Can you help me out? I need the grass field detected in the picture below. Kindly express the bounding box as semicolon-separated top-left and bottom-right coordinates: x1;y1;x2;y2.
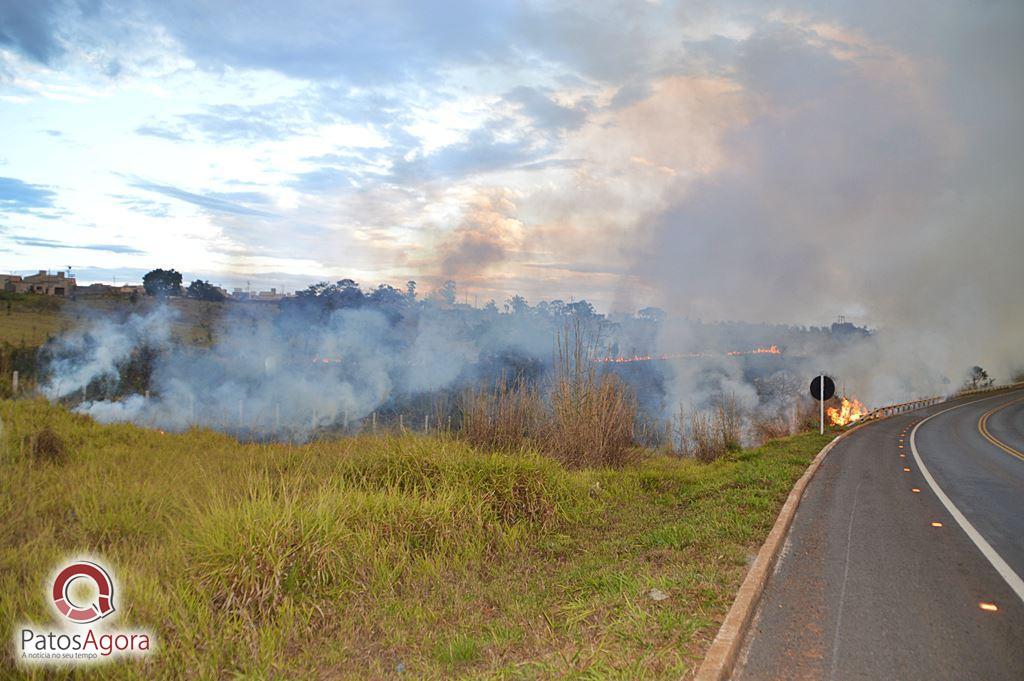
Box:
0;294;230;346
0;398;833;678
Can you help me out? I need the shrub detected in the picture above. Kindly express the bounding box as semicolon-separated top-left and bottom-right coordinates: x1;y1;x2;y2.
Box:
540;321;637;468
458;321;638;468
713;395;743;451
689;410;721;462
29;426;66;463
751;411;790;443
459;376;544;452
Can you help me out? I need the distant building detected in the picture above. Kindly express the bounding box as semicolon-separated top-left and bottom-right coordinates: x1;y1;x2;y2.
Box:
79;283;144;297
252;287;286;302
1;274;25;293
11;270;77;296
830;321;871;338
232;287;289;302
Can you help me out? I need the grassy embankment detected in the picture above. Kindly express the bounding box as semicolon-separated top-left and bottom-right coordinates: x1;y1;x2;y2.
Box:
0;293;228;347
0;398;833;679
0;294;233;396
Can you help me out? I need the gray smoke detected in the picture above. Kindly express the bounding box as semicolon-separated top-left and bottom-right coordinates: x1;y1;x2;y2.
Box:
637;6;1024;406
40;300;563;438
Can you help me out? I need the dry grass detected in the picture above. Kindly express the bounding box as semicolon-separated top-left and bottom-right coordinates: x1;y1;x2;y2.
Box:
543;323;637;468
0;294;230;347
0;398;834;678
689;410;719;462
713;395;743;452
460;376;544;452
458;321;638;468
751;411;791;442
677;395;744;463
28;426;66;463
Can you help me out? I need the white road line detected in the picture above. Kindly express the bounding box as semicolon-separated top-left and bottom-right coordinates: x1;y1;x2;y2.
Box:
828;478;863;681
910;391;1024;605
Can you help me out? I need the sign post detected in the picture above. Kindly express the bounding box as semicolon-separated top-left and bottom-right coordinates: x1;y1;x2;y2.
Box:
810;375;836;434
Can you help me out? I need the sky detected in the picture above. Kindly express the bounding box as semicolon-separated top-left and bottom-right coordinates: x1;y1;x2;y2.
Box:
0;1;1022;334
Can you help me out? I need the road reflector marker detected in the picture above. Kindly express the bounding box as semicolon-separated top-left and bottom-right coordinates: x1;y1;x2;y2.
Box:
903;467;911;472
931;521;943;527
979;602;998;612
911;488;921;493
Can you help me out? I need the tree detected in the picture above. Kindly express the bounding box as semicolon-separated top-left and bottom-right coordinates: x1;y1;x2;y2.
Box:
294;278;364;313
186;279;226;302
440;280;457;306
546;299;566;317
369;284;405;307
333;279;364;308
406;280;417;301
367;284;406;323
142;269;183;297
967;365;993;389
565;300;597;319
504;294;529;315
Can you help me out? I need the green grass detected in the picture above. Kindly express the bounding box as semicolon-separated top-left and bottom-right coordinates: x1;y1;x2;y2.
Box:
0;295;67;345
0;398;833;678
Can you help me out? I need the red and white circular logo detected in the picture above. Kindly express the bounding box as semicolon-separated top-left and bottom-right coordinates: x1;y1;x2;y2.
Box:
51;561;116;624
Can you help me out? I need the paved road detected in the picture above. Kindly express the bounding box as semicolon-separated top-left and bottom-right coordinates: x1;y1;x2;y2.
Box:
735;389;1024;681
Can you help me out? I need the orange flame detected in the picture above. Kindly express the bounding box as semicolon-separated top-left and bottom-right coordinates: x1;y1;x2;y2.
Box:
827;397;868;426
595;345;781;364
726;344;781;357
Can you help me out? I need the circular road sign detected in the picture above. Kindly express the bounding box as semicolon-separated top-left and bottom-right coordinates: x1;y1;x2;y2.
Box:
810;375;836;401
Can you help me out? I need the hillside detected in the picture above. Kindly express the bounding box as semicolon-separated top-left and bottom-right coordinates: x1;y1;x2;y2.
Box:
0;293;230;347
0;399;832;678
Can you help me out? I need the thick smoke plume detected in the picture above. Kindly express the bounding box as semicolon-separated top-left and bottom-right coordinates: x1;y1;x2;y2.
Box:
41;295;566;439
38;289;929;446
633;10;1024;405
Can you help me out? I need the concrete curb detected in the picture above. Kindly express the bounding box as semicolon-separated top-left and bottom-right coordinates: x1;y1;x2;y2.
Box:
693;385;1024;680
693;425;865;681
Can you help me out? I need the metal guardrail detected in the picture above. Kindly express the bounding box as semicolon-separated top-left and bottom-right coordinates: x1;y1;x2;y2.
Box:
865;382;1024;421
866;396;943;420
952;381;1024;399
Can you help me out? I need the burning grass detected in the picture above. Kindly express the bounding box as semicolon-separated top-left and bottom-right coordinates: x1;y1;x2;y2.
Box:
0;398;833;678
827;396;869;426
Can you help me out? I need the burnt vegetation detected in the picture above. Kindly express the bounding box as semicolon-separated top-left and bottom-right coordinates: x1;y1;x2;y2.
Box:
31;275;882;465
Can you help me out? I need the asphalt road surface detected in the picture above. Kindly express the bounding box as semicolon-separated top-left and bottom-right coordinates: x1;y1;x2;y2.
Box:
735;389;1024;681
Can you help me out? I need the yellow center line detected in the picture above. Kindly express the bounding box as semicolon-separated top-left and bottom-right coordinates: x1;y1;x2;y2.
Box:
978;396;1024;463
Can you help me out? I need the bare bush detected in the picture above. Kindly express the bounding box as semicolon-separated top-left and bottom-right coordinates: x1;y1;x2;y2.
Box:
460;320;637;468
690;410;721;462
713;395;743;452
29;426;66;463
632;415;669;449
751;410;790;443
672;403;692;457
542;320;637;468
460;376;544;452
792;397;821;432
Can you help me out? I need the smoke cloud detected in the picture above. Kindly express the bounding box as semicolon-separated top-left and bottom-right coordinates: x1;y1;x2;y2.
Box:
40;299;563;439
633;10;1024;404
